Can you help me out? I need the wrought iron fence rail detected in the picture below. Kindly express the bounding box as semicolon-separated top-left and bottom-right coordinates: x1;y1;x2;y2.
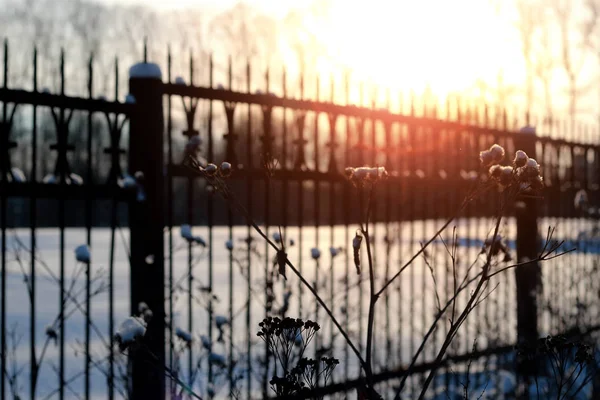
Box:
163;84;598;146
0;88;133;114
0;182;134;200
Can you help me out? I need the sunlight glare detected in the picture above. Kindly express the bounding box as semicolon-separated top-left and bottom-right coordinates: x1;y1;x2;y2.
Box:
310;0;524;100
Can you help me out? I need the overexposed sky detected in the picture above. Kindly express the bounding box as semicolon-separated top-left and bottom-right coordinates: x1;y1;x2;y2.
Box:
101;0;298;16
94;0;598;118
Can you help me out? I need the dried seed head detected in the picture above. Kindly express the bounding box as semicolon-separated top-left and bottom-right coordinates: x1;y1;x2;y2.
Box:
138;302;149;314
488;165;502;179
204;163;218;175
525;158;539;170
499;166;514;186
352;232;363;274
347;166;388;185
220;162;232;177
513;150;528;168
175;327;193;344
311;248;321;260
489;144;505;162
480;150;494;167
276;249;287;280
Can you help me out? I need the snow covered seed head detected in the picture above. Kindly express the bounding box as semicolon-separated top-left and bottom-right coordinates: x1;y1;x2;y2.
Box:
45;325;58;340
75;244;91;264
480;144;505;166
184;136;202;156
175;327;192;345
200;335;212;350
134;171;144;182
220;162;232;177
498;166;514;186
515;156;543;191
346;166;388;186
488;165;502;179
204;163;218;176
209;353;226;368
180;224;193;241
272;232;282;243
215;315;229;329
118;174;137;189
114;316;146;351
330;246;342;257
311;248;321;260
525;158;539;170
513;150;528;168
125;94;136;104
574;189;589;210
9;167;26;183
142;309;153;323
138;302;149;314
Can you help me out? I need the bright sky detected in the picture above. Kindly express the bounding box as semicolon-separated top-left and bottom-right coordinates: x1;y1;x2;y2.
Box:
99;0;597;118
106;0;525;100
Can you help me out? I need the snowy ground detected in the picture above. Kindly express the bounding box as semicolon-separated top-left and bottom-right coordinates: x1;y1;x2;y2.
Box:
1;216;599;399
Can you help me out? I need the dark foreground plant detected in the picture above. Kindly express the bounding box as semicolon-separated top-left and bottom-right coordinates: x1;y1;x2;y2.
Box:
256;316;339;399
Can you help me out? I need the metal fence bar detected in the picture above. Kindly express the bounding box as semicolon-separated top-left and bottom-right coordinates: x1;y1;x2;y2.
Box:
1;38;7;400
244;60;253;400
30;45;39;400
128;61;166;400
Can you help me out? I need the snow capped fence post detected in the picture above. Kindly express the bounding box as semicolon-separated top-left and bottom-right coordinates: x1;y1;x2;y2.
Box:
514;124;541;396
128;62;165;400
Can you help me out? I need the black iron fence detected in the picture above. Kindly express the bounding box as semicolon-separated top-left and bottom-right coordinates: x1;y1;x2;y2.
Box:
1;40;600;399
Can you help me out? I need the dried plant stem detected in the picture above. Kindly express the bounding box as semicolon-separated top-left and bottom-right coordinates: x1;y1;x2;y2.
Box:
361;184;378;390
376;188;484;297
416;202;505;399
217;185;369;373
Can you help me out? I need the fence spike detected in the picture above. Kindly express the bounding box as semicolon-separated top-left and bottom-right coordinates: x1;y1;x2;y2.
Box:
143;37;148;63
87;53;93;98
3;38;7;89
167;45;172;83
282;66;287;99
265;65;270;93
114;56;119;100
33;45;37;92
60;48;65;95
228;55;232;89
246;59;251;93
190;49;194;86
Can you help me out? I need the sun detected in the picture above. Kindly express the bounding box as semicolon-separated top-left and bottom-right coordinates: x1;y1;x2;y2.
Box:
298;0;525;105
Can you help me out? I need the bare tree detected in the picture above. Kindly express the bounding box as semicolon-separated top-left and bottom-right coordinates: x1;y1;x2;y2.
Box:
551;0;595;130
208;2;280;88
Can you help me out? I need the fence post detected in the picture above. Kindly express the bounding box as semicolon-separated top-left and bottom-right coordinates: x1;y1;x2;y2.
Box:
128;63;165;400
514;125;541;396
